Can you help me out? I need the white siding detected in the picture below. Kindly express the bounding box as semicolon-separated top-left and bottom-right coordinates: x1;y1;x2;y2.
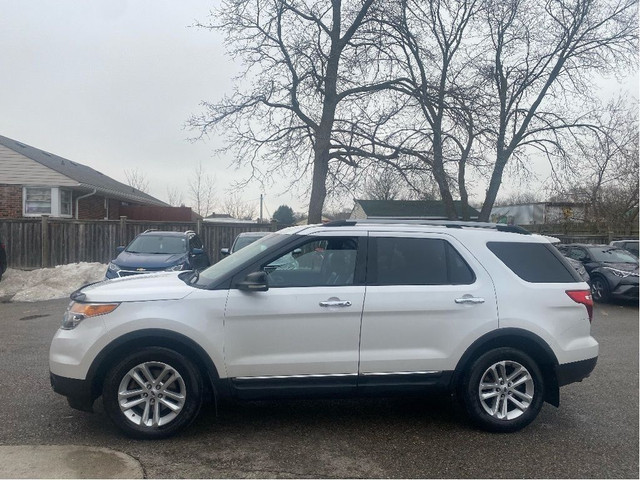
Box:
0;144;76;186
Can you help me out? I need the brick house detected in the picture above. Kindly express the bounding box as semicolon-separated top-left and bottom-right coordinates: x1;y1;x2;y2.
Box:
0;134;167;219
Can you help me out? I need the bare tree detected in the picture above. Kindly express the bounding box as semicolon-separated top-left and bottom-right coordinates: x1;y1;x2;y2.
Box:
551;98;639;232
124;168;150;193
476;0;637;220
188;162;216;217
166;186;185;207
362;165;441;201
190;0;405;223
379;0;483;219
222;192;257;220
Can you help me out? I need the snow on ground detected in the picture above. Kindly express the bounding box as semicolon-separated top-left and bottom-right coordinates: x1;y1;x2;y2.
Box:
0;263;107;302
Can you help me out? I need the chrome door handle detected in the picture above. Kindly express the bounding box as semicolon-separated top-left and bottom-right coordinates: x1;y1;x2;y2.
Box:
319;300;352;307
455;297;485;305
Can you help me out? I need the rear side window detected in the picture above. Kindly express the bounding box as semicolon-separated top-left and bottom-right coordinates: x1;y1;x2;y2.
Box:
370;237;475;285
487;242;580;283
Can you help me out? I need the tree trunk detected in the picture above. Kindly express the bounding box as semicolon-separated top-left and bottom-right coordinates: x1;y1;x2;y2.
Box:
478;150;509;221
431;135;458;219
306;4;341;224
458;161;470;221
308;143;330;224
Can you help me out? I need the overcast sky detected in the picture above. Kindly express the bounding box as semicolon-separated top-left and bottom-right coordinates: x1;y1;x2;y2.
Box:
1;1;637;217
0;0;297;217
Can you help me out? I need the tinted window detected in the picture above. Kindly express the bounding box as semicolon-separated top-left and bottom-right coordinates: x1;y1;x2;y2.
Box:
372;237;474;285
487;242;580;283
263;237;359;288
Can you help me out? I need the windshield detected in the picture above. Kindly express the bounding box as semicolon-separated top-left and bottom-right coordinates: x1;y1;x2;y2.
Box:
588;247;638;264
233;234;267;252
193;233;286;286
126;235;187;255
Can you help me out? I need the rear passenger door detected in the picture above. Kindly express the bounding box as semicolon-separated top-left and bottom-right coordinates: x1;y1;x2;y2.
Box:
358;232;498;380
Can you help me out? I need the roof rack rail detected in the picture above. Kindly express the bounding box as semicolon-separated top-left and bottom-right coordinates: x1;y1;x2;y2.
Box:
321;218;530;235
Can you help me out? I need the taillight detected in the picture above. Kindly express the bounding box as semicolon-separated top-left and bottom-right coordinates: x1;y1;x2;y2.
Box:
566;290;593;323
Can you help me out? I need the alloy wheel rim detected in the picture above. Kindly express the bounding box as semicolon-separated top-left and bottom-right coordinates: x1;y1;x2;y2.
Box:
591;280;604;300
478;360;534;421
117;361;186;428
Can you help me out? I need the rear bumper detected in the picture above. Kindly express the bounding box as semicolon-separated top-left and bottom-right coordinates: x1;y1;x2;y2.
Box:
50;372;95;412
556;357;597;387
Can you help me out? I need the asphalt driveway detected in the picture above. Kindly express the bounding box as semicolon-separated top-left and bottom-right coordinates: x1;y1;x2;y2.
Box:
0;297;637;478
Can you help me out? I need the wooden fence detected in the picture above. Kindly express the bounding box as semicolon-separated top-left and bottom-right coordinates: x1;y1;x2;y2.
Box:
1;217;636;270
0;217;279;269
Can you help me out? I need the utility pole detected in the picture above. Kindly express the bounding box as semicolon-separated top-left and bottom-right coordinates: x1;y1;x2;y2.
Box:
259;194;263;223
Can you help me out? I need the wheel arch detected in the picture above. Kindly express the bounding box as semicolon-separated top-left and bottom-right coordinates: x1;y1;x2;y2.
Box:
87;329;224;401
453;328;561;407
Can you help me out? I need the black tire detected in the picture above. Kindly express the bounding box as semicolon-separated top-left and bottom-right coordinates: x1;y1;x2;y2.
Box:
591;276;611;303
103;347;203;439
461;348;544;433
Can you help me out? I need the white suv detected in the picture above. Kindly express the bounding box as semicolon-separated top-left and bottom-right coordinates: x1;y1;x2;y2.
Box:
50;220;598;438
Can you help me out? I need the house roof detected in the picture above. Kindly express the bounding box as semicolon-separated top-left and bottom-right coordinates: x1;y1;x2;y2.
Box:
355;199;480;218
0;134;167;206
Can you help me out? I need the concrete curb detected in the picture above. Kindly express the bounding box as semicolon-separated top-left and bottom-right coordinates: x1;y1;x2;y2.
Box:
0;445;144;479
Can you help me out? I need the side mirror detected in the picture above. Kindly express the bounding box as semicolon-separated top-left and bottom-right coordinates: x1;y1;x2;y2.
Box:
292;248;302;256
191;248;204;256
237;271;269;292
116;246;125;254
220;247;230;256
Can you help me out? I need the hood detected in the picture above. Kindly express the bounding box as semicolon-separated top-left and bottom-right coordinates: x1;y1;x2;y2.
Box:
601;262;639;273
114;251;187;269
78;272;194;303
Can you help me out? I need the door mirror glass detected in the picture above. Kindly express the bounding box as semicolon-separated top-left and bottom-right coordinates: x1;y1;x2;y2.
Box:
220;247;230;256
191;248;204;256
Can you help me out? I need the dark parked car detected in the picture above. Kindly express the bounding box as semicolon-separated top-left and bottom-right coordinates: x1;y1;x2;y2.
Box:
565;257;591;284
0;239;7;282
609;239;639;258
557;244;639;302
106;230;210;280
221;231;270;256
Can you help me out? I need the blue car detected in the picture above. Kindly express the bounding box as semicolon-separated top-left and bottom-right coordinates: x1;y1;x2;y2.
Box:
105;230;210;279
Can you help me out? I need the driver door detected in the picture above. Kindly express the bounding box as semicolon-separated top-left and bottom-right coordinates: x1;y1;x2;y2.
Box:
223;233;366;396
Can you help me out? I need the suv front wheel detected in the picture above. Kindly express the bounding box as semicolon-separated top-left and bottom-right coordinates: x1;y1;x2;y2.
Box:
461;348;544;432
102;347;203;439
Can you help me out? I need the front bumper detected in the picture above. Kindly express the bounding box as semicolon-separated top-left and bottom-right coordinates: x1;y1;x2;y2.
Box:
611;281;639;300
556;356;598;387
50;372;96;412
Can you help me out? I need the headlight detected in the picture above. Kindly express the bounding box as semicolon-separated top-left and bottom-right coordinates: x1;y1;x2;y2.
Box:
603;267;636;278
108;262;121;272
167;264;185;271
61;302;120;330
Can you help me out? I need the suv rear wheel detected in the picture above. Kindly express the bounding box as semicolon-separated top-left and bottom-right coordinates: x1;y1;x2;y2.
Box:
461;348;544;432
103;347;203;439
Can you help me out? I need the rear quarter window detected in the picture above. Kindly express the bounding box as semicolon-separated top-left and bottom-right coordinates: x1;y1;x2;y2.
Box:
487;242;581;283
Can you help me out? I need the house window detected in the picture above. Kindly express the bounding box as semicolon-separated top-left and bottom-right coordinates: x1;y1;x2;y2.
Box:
60;189;72;216
24;187;52;215
23;187;73;217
